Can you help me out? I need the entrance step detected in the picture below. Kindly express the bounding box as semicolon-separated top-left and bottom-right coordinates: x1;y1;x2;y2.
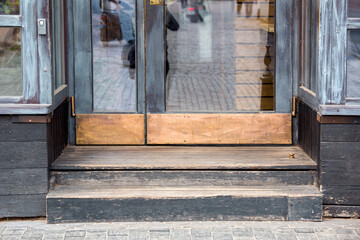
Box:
47;146;322;223
47;185;322;223
51;146;317;170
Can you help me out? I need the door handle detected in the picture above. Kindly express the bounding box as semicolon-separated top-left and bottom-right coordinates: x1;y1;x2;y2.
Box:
150;0;164;5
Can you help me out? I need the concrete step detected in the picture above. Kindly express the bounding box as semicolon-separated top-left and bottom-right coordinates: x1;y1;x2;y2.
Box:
51;170;318;187
46;185;322;223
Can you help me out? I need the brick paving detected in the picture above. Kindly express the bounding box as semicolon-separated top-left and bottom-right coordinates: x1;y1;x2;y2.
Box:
0;219;359;240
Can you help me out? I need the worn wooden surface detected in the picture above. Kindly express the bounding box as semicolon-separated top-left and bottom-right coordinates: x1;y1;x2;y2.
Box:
76;114;145;145
52;170;317;187
0;168;47;195
52;146;316;170
298;101;320;165
46;185;321;223
323;205;360;218
0;194;46;218
147;114;292;144
318;0;347;105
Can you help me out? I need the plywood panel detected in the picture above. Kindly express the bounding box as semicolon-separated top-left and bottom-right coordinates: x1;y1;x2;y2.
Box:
76;114;145;145
147;114;291;144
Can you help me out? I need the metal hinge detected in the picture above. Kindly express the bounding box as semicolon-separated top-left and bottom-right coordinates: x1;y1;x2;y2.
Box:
71;96;76;117
292;96;296;117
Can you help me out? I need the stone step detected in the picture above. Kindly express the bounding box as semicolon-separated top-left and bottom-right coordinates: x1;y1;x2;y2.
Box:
51;170;318;187
46;185;322;223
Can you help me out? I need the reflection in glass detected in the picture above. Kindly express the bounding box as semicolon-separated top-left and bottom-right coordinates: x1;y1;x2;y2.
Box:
0;0;20;15
166;0;275;112
300;0;318;93
0;27;22;96
347;30;360;98
92;0;136;112
348;0;360;18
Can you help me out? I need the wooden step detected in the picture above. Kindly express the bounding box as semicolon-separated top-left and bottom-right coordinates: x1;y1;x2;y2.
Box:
46;185;322;223
52;170;317;187
51;146;316;170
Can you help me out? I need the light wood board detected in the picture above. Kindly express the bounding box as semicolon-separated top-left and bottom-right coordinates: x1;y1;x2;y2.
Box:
147;114;291;144
76;114;145;145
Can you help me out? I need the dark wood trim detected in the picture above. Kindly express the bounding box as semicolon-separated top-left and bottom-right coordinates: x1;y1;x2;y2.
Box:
12;115;52;124
317;113;360;124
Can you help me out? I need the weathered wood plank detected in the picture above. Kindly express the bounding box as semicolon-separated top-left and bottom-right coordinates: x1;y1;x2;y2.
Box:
0;15;22;26
323;205;360;218
22;0;39;103
0;142;48;169
0;194;46;218
321;124;360;142
147;114;292;144
46;185;321;223
320;142;360;160
51;146;316;170
76;114;145;145
0;120;47;142
52;170;317;187
347;18;360;29
0;168;47;195
38;0;52;105
319;104;360;116
318;0;347;105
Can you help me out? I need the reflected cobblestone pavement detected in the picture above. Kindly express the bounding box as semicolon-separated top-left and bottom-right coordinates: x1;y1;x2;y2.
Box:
0;219;359;239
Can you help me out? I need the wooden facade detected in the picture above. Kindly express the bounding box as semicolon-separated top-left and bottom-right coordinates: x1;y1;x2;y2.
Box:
0;0;359;219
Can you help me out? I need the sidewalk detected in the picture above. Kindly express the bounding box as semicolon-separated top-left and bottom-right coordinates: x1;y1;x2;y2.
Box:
0;219;360;240
0;218;359;240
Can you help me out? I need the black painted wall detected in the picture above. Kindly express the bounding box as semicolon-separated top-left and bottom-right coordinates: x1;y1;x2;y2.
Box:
298;100;360;218
0;100;68;218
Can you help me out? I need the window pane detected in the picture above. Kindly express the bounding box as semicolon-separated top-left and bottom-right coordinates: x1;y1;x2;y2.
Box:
0;27;22;96
300;0;318;93
165;0;275;112
92;0;137;112
0;0;20;15
348;0;360;18
347;30;360;98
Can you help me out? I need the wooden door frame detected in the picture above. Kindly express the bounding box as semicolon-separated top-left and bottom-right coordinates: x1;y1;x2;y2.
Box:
69;0;298;145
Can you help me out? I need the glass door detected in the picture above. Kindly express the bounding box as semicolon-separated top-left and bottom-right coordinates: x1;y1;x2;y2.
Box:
145;0;294;144
73;0;145;145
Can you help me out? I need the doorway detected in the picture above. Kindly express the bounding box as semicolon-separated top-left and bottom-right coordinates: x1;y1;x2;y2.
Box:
72;0;293;145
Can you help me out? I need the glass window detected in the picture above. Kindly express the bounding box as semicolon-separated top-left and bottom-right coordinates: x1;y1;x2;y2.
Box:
165;0;275;112
91;0;137;112
52;0;66;90
300;0;318;94
348;0;360;18
0;27;22;96
0;0;20;15
347;30;360;98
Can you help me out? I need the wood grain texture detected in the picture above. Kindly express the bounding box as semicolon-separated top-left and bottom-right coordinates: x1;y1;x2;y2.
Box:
0;15;21;26
0;168;47;195
323;205;360;218
47;185;321;223
147;114;292;144
0;194;46;217
318;0;347;105
76;114;145;145
52;146;316;170
52;170;318;187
